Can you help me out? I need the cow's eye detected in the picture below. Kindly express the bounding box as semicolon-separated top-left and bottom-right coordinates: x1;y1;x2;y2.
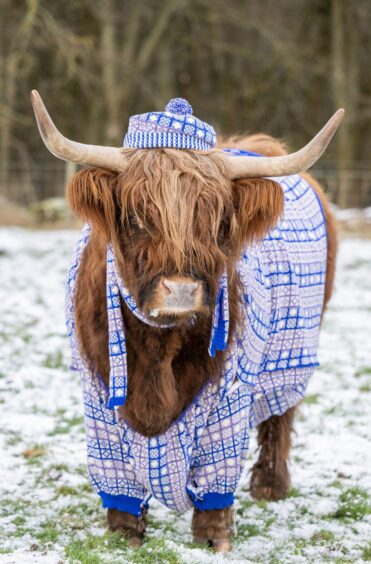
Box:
217;218;230;244
128;214;144;230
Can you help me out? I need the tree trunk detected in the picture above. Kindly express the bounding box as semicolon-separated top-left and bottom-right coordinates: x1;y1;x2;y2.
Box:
0;0;39;196
331;0;358;208
100;0;121;144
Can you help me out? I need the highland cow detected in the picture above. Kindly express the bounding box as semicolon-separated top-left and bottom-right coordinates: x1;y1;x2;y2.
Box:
31;91;343;552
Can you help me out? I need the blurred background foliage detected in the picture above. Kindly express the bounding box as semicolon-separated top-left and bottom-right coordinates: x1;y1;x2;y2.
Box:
0;0;371;210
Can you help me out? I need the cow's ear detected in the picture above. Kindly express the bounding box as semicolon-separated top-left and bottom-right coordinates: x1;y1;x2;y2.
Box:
67;168;117;237
232;177;284;247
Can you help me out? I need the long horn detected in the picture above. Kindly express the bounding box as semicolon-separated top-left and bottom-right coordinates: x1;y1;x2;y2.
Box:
31;90;128;173
226;109;344;179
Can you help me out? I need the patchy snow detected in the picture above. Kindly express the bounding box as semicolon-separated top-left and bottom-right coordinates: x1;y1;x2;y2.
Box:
0;228;370;563
333;205;371;224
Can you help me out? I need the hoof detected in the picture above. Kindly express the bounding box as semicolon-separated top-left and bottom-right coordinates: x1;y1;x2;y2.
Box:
249;461;290;501
107;507;147;547
213;538;232;553
193;533;232;553
127;535;143;548
192;507;234;553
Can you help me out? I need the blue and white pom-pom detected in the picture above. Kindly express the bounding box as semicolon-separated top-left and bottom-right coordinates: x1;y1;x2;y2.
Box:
165;98;193;115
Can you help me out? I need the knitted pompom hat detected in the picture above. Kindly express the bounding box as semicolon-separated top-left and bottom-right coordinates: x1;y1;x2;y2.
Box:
123;98;217;150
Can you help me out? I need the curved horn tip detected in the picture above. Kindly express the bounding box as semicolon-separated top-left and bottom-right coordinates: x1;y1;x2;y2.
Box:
30;90;46;115
333;107;345;124
30;89;40;104
323;108;345;139
330;108;345;129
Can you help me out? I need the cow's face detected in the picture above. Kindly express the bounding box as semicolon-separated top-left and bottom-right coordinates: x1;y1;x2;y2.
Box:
117;150;237;324
68;149;283;324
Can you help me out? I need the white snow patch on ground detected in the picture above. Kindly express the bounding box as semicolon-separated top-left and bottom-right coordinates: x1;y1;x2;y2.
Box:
0;228;370;563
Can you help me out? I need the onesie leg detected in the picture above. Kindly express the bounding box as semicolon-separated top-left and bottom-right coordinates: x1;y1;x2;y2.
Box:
249;406;296;501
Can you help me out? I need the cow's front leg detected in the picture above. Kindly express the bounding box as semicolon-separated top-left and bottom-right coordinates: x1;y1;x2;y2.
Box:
191;506;235;552
107;507;147;547
249;406;296;501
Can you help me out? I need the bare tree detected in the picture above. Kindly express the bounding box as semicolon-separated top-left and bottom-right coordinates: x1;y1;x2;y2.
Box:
1;0;371;207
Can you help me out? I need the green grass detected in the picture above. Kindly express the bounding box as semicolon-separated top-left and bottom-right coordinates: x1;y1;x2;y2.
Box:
64;531;189;563
5;431;23;447
131;538;182;564
58;500;100;518
35;522;59;544
255;499;268;509
42;350;65;369
65;532;129;564
329;480;343;489
0;497;30;518
292;538;310;554
48;414;84;436
286;487;301;498
12;516;26;527
362;542;371;561
11;525;34;538
56;485;79;496
303;393;320;404
48;425;72;436
267;546;286;564
323;405;349;416
3;497;60;543
239;522;261;538
311;529;335;543
355;366;371;377
332;487;371;521
237;498;255;510
45;462;69;474
65;542;102;564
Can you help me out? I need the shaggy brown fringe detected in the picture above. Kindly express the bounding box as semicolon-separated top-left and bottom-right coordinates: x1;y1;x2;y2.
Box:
69;139;336;437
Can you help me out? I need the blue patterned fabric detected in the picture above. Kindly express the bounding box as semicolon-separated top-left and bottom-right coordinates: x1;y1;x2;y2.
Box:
65;153;327;514
123;98;216;150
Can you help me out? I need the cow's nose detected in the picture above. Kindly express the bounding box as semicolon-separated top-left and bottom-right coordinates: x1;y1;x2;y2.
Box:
160;278;201;311
162;279;199;296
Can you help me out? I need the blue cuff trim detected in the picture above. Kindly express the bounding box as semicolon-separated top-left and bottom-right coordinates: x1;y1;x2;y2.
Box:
106;396;126;410
99;492;147;517
209;287;228;358
188;490;234;511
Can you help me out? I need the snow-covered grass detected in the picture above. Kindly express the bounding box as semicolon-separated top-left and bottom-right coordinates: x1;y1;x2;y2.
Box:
0;228;370;564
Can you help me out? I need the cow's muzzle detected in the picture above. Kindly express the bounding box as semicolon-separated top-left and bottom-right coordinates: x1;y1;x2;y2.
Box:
148;276;206;318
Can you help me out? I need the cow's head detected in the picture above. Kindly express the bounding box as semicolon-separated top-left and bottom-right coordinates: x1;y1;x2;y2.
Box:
31;90;343;324
66;151;286;324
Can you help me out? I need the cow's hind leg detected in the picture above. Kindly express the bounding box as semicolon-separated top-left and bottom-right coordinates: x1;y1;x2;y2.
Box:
107;508;147;547
249;406;296;501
